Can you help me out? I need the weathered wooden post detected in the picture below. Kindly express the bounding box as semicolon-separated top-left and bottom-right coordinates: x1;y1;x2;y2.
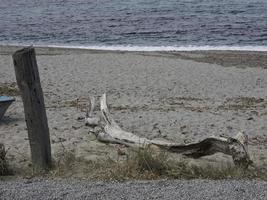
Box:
13;47;52;172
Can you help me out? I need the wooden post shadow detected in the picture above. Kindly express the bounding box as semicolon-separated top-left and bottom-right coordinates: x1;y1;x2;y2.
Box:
13;47;52;172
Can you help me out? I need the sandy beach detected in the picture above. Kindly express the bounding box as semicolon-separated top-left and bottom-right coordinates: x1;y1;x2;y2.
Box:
0;45;267;174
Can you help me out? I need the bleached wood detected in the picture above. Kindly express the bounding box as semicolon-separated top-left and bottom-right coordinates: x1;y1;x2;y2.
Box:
100;93;171;146
85;96;100;126
98;93;252;168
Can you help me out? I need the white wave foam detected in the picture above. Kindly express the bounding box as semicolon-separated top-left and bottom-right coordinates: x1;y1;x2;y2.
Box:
2;43;267;52
33;44;267;52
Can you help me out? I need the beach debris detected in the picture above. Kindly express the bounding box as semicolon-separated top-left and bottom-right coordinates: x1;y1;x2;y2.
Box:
85;96;100;127
164;131;251;168
86;93;252;168
99;94;252;168
100;93;172;147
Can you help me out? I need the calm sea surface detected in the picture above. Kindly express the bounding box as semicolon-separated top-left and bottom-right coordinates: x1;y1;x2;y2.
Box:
0;0;267;50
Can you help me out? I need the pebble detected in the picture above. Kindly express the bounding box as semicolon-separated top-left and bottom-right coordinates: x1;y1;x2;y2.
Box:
0;179;266;200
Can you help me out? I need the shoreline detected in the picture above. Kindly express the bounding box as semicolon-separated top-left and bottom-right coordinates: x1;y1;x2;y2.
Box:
2;44;267;54
1;44;267;52
1;44;267;69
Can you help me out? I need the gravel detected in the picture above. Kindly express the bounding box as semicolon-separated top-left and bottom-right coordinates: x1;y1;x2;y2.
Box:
0;179;266;200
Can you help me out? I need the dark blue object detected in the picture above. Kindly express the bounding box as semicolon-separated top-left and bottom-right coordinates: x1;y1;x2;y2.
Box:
0;96;15;120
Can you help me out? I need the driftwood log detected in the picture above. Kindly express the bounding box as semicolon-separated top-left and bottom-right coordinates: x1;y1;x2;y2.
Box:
90;93;252;168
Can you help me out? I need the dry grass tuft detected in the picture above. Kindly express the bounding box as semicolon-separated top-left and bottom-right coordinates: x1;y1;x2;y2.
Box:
0;82;20;96
0;144;12;176
50;147;267;181
2;144;266;181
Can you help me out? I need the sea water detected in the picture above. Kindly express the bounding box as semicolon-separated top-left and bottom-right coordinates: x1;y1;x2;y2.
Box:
0;0;267;51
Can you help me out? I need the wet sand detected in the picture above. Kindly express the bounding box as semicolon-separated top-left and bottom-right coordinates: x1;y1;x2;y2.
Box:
0;45;266;173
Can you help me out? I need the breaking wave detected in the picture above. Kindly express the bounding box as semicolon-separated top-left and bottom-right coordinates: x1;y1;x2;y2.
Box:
4;43;267;52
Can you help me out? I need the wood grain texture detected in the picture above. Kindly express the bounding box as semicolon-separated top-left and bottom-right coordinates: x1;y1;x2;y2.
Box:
13;47;52;172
